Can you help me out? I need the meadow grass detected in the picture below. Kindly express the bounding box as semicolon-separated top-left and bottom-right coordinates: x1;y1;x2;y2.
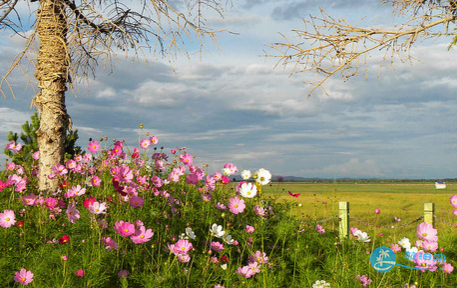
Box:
1;137;457;287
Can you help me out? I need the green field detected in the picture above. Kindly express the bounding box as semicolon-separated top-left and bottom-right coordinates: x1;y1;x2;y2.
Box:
262;182;457;240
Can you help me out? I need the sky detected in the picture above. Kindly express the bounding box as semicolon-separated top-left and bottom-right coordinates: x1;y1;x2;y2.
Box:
1;0;457;179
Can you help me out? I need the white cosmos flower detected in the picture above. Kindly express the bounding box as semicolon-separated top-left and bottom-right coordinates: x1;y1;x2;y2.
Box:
210;224;225;238
241;170;251;180
398;237;411;250
223;234;234;245
185;227;196;240
255;168;272;185
239;182;257;198
353;230;370;243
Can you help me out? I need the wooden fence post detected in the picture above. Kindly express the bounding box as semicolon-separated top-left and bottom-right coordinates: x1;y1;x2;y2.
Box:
339;202;349;240
424;203;435;227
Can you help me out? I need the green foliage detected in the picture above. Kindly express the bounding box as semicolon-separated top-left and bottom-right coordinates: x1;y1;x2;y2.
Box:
3;112;82;164
0;136;456;287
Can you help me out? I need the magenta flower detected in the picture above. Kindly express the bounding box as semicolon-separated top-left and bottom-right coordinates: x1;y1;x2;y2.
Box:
215;202;227;210
66;205;80;224
374;208;380;214
228;197;246;214
179;154;193;165
0;209;16;228
6;162;15;171
315;224;325;234
443;262;454;274
245;225;255;233
422;240;438;252
90;176;102;187
33;151;40;160
140;138;151;149
391;244;401;253
130;226;154;244
22;194;37;206
149;135;158;144
450;195;457;208
355;275;372;287
118;270;129;278
177;253;191;263
170;239;193;255
249;250;269;264
235;266;254;278
210;241;225;252
129;196;144;208
75;269;85;277
416;222;438;242
114;221;135;237
88;201;108;215
186;174;199;185
87;141;100;153
14;269;33;285
5;140;22;153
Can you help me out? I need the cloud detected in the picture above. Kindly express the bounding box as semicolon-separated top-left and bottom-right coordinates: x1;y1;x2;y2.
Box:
302;158;385;178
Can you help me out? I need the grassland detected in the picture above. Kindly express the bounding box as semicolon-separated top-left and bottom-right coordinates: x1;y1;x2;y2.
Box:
262;182;457;241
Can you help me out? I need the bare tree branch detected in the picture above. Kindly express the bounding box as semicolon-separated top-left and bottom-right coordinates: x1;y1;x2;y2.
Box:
265;1;457;97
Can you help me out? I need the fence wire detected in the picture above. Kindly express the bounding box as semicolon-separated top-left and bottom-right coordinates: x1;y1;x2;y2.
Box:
347;214;424;229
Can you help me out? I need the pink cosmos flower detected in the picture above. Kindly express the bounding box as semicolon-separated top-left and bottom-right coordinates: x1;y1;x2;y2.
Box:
186;174;199;185
140;138;151;149
222;163;238;176
118;270;129;278
249;250;269;264
422;240;438;252
14;268;33;285
450;195;457;208
235;266;254;278
52;164;68;176
315;224;325;234
177;253;191;263
111;145;123;156
254;205;268;217
114;221;135;237
228;197;246;214
416;222;438;242
179;154;193;165
6;162;15;171
90;176;102;187
170;239;193;255
88;202;108;215
76;269;84;277
129;196;144;208
247;261;261;275
355;275;372;287
443;262;454;274
130;226;154;244
104;238;119;251
151;175;163;187
210;241;224;252
66;205;80;224
245;225;255;233
0;209;16;228
149;135;158;144
5;140;22;153
374;208;381;214
215;202;227;210
87;141;100;153
213;172;222;181
391;244;401;253
22;194;37;206
32;151;40;160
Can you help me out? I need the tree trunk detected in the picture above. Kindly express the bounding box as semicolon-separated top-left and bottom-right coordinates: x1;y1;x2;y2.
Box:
34;0;70;194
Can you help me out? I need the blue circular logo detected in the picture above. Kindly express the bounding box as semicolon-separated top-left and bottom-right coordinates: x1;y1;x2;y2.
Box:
370;246;396;273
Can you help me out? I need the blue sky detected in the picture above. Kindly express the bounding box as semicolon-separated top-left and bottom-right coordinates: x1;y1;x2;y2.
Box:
1;0;457;179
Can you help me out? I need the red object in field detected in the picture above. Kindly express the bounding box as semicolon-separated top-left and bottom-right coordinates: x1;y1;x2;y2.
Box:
288;191;301;198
